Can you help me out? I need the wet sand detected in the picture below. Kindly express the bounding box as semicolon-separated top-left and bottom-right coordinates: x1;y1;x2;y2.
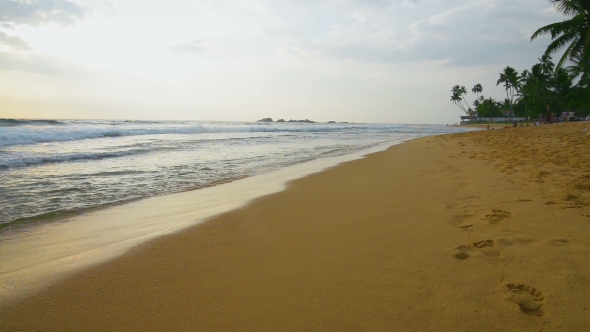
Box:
1;122;589;331
0;144;394;306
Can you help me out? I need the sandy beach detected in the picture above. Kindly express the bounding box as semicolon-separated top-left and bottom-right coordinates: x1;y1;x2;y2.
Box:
1;122;589;331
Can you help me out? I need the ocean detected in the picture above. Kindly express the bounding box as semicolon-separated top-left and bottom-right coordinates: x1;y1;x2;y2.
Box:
0;119;473;230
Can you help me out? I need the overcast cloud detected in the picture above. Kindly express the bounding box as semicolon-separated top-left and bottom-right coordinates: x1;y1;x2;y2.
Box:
0;0;86;27
0;0;564;123
0;31;30;51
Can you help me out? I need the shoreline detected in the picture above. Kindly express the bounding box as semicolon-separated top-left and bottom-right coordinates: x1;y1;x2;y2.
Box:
0;138;412;306
1;121;460;230
2;123;589;330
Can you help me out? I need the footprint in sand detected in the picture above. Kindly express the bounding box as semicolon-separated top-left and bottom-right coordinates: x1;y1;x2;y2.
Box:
453;239;500;260
447;211;476;229
504;283;545;316
549;239;571;246
482;209;511;224
453;252;470;260
473;239;494;248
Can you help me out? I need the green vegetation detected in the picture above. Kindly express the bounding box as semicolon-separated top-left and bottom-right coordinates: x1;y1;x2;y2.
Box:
450;0;590;120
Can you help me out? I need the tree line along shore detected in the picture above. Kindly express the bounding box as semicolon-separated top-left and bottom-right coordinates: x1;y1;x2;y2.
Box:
451;0;589;124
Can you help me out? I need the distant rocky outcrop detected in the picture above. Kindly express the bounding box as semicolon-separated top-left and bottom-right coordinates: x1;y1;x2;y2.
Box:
288;119;315;123
257;118;273;122
256;118;320;123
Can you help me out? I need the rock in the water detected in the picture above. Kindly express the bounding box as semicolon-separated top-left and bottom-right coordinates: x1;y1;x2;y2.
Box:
257;118;273;122
287;119;315;123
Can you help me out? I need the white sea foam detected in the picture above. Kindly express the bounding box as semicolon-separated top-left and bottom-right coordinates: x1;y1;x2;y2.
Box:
0;147;171;168
0;120;476;227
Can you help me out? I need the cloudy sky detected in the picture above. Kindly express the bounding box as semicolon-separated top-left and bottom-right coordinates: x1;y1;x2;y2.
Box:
0;0;562;123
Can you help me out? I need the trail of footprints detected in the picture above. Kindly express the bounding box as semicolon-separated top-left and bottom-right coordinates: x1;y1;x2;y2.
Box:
447;208;511;229
449;208;512;261
450;208;546;317
450;208;511;260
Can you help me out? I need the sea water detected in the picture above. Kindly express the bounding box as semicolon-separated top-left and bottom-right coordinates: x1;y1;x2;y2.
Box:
0;119;473;230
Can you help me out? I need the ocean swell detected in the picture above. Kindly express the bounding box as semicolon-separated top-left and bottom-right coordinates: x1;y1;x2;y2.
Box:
0;122;372;147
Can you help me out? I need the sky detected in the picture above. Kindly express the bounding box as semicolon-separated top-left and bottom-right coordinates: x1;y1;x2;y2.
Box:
0;0;563;124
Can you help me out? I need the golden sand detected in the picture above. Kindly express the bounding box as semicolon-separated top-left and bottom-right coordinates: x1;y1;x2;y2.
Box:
0;149;376;305
1;123;589;331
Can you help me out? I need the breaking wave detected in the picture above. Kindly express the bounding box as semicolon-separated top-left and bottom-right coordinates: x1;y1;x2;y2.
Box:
0;119;65;127
0;122;379;147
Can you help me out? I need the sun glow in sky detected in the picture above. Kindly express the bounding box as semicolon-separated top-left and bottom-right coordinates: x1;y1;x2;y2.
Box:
0;0;560;123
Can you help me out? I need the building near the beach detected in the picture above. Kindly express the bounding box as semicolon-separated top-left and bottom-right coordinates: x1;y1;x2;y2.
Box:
459;116;526;124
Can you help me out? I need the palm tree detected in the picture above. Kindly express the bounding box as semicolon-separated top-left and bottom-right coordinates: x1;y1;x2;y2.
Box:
450;93;464;113
552;67;575;113
471;84;482;99
529;63;553;114
538;54;556;74
471;83;483;108
450;85;472;115
496;66;519;117
531;0;590;71
516;69;534;120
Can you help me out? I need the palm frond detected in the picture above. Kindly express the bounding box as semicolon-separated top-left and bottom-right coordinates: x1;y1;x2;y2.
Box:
557;37;579;69
549;0;584;16
531;21;576;40
568;36;586;60
545;31;578;57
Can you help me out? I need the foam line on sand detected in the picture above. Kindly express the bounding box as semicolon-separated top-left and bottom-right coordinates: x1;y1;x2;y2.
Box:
0;140;403;306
